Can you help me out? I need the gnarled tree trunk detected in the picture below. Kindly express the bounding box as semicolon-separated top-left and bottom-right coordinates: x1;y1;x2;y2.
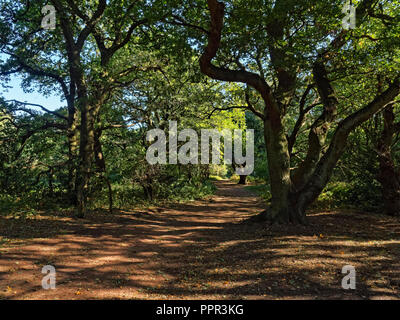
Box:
377;105;400;216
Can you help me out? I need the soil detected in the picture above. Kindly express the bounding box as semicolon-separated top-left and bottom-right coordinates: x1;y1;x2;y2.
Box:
0;181;399;300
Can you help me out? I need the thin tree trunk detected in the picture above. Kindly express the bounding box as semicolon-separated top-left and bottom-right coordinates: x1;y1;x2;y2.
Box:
238;175;247;185
67;120;79;205
94;129;113;214
76;101;94;218
76;96;105;218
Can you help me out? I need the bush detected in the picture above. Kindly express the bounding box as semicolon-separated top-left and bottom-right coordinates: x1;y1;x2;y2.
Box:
245;184;271;202
314;180;382;211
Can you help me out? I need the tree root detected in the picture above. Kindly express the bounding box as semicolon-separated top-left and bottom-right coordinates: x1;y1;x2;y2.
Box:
245;208;309;226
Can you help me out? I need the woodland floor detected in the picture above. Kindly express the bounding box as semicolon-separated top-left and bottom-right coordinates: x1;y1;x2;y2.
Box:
0;180;399;300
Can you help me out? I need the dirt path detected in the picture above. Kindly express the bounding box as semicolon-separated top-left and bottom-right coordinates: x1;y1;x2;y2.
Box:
1;181;399;300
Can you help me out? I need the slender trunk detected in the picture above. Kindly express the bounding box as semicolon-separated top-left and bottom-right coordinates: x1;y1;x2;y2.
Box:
238;175;247;185
143;185;153;201
232;163;248;185
48;168;54;195
94;129;113;214
67;119;79;205
76;100;94;218
105;178;113;213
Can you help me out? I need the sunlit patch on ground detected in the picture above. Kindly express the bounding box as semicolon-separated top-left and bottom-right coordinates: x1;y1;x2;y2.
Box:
0;181;399;300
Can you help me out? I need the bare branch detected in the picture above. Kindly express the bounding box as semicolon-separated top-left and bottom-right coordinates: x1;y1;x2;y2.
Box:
7;100;68;121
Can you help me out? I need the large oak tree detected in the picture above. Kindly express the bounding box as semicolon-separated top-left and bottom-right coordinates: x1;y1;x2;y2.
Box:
193;0;400;223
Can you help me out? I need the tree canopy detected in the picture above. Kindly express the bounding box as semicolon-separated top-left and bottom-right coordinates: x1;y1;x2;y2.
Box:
0;0;399;223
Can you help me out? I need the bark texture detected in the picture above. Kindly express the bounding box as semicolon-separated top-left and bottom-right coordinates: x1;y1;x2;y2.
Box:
377;105;400;216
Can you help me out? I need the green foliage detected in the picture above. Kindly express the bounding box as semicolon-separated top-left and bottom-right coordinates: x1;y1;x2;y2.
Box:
0;0;400;220
315;180;382;212
245;184;272;203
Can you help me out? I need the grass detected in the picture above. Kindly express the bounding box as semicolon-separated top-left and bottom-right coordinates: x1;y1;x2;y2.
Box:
245;184;271;202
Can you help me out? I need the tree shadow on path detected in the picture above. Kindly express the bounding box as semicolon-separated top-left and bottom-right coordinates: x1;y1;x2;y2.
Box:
0;181;399;300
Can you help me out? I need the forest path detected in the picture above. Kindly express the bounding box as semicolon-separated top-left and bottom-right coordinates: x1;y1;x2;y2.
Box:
1;180;400;300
